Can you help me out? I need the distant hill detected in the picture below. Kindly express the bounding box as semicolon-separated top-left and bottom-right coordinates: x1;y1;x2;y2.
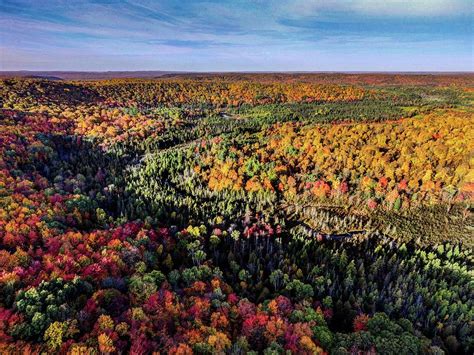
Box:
0;71;184;80
0;71;472;86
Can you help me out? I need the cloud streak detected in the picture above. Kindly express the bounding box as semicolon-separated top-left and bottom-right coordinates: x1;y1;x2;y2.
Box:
282;0;471;17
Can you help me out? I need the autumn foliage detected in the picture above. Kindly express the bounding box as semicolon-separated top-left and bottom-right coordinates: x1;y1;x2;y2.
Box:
0;75;472;353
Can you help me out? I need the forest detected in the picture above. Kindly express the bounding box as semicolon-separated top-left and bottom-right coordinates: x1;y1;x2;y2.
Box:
0;74;473;354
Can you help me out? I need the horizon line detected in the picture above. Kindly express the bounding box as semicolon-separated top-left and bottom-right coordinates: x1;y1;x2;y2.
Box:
2;70;473;74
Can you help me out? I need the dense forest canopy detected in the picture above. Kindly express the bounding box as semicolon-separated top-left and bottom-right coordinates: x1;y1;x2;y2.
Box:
0;74;473;354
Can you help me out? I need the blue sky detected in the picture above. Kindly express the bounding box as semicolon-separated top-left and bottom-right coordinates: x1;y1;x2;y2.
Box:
0;0;472;71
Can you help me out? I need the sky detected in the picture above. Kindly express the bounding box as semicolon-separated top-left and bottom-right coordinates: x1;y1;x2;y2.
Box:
0;0;472;72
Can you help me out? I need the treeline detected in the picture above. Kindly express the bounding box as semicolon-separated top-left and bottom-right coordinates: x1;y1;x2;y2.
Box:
161;72;474;87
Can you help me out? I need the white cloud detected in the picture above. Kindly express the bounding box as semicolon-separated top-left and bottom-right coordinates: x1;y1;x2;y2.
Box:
283;0;471;17
352;0;471;16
